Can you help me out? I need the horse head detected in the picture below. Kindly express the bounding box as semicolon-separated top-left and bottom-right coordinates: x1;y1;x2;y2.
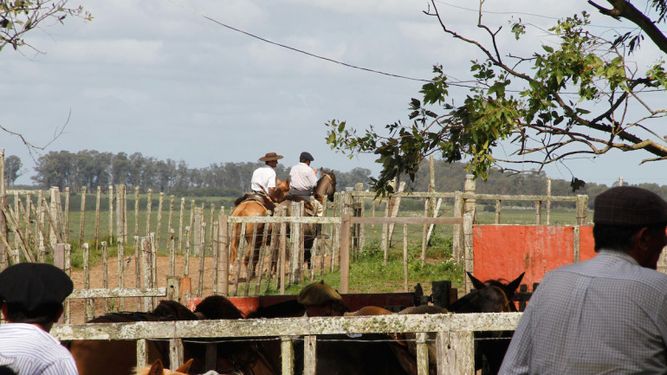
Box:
134;359;192;375
314;169;336;203
466;272;525;312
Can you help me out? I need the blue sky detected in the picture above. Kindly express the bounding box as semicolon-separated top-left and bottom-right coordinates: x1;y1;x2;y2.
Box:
1;0;665;186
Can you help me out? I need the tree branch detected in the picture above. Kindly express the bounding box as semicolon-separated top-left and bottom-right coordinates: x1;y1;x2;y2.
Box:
588;0;667;53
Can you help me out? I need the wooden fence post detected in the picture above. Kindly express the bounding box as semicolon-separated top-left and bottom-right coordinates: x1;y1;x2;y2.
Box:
94;186;101;250
452;191;463;262
62;187;69;244
353;183;364;254
416;332;430;375
279;210;287;294
303;335;317;375
436;330;474;375
78;187;87;246
576;195;588;226
289;202;302;284
108;185;114;245
339;213;351;294
463;212;474;294
219;209;229;296
49;186;60;249
281;336;294;375
546;178;552;225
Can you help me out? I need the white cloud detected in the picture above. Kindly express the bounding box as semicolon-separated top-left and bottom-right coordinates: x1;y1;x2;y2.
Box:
47;39;164;65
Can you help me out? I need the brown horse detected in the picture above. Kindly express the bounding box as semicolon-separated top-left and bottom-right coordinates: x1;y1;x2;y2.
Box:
134;359;193;375
229;178;290;268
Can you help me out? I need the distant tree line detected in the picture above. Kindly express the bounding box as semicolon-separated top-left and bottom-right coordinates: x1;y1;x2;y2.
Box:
6;151;666;205
27;150;373;196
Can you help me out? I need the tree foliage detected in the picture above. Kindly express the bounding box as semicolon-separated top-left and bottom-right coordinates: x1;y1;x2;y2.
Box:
30;150;373;196
4;155;22;186
0;0;91;52
326;1;667;195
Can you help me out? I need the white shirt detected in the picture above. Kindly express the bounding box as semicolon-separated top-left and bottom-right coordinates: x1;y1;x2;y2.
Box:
289;162;318;192
0;323;79;375
250;166;277;193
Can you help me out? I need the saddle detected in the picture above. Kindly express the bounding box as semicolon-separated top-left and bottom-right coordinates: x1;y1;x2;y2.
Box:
285;194;317;217
234;192;276;213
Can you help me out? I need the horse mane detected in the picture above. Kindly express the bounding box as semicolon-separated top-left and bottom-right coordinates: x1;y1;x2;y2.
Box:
88;300;198;323
194;295;244;320
449;285;510;313
134;359;192;375
314;168;337;203
246;299;305;319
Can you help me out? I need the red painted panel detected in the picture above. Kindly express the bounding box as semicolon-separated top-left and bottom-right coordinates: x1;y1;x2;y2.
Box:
473;225;594;287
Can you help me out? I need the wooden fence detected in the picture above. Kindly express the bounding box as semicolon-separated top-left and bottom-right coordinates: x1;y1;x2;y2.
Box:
1;145;590;319
52;312;522;375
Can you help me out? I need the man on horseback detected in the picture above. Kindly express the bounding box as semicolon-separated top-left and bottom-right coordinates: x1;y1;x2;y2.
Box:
234;152;285;213
251;151;283;197
288;151;324;217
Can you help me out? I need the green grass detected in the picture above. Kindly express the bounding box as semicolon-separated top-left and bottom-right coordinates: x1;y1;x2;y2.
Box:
263;234;464;295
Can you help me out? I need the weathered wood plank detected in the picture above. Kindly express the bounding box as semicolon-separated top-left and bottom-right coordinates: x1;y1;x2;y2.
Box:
52;313;522;340
68;287;167;299
281;336;294;375
303;335;317;375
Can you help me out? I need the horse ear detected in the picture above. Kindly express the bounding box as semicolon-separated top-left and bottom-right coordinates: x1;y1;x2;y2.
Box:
147;360;164;375
505;272;525;298
467;272;486;290
175;358;194;373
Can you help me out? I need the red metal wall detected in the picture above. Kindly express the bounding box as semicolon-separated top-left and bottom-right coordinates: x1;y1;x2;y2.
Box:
472;225;595;288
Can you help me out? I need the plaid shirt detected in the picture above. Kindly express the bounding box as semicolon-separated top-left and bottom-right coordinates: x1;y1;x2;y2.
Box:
500;250;667;374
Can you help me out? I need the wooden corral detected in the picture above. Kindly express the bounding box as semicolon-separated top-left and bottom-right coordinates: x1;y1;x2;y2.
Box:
52;312;522;375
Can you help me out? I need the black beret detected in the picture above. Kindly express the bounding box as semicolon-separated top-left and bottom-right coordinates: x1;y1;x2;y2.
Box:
0;263;73;312
594;186;667;226
299;152;314;162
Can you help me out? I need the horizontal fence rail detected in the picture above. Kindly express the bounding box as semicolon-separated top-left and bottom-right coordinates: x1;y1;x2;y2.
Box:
53;312;522;375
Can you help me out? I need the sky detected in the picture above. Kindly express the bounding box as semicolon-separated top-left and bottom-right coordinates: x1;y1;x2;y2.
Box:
1;0;666;187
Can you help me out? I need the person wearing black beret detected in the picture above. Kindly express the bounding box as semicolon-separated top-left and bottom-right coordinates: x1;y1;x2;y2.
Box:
288;151;323;216
0;263;79;374
501;186;667;374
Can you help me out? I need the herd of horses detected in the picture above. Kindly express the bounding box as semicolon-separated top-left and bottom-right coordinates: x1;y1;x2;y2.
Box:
66;272;525;375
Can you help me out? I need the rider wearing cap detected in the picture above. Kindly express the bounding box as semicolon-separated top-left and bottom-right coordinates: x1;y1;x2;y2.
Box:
0;263;79;375
251;152;283;196
288;151;323;216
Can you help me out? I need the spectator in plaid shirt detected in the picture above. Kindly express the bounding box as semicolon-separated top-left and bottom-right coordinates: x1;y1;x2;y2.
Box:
500;186;667;375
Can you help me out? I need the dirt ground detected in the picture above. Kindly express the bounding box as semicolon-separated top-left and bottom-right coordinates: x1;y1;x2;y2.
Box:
67;255;237;324
66;253;326;324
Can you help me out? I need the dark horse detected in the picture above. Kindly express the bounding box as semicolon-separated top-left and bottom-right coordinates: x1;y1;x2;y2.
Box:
247;282;411;375
451;272;525;375
68;296;275;375
280;169;337;268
